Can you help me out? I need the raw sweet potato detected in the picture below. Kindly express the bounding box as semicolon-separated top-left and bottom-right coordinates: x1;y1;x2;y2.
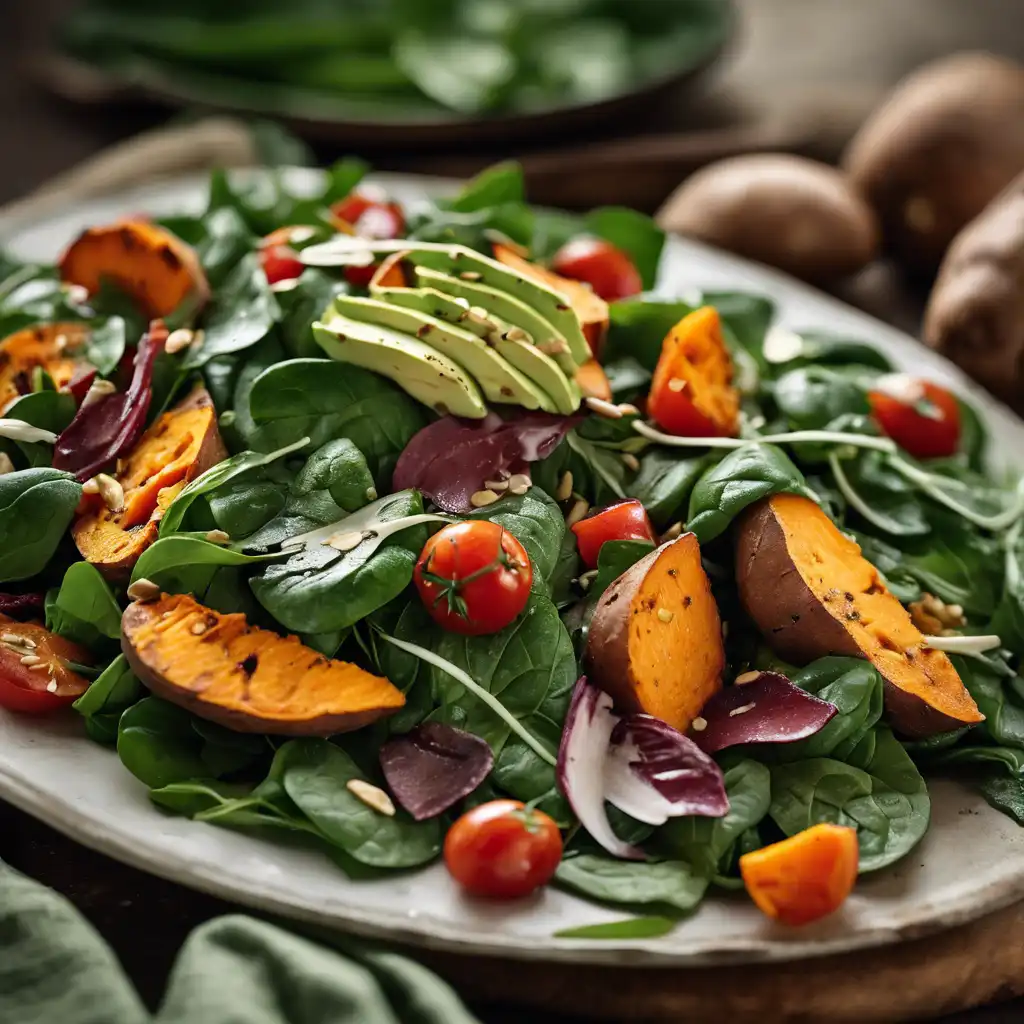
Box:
735;493;983;738
584;532;724;733
740;823;859;927
59;220;209;319
0;322;90;411
121;593;405;735
73;387;226;580
647;306;739;437
492;242;610;356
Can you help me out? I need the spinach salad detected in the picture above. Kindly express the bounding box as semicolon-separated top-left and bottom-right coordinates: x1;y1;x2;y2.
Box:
1;159;1022;933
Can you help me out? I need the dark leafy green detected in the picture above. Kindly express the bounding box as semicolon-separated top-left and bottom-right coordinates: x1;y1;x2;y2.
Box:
0;469;81;583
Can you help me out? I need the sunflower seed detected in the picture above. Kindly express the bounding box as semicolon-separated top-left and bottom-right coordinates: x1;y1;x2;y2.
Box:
328;531;364;552
19;655;41;666
656;608;674;623
536;339;569;356
54;333;69;351
620;452;640;472
504;326;529;342
205;529;231;545
667;377;687;393
0;453;13;477
459;271;483;282
659;522;683;544
565;497;590;528
46;679;58;693
190;621;208;636
585;396;623;419
81;477;101;495
483;478;511;493
346;779;396;817
507;473;531;495
164;328;195;354
365;486;378;501
691;716;708;732
470;489;500;508
555;471;573;501
735;670;762;685
127;578;161;602
94;474;124;512
65;283;90;304
729;703;756;717
80;378;117;409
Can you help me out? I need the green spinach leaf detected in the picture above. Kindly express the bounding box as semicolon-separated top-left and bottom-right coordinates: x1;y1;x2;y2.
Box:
555;855;708;914
46;561;122;650
0;468;81;583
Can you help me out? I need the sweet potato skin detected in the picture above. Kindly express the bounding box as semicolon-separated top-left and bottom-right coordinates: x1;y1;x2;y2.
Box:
59;220;209;319
584;533;724;732
923;170;1024;410
735;495;983;737
121;594;404;735
0;322;90;411
73;387;226;581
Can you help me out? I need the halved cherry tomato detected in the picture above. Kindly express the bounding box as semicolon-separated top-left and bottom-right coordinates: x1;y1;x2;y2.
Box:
331;188;407;288
414;521;532;635
571;499;656;570
867;374;961;460
445;799;563;899
648;306;739;437
551;236;643;302
0;617;93;714
260;245;305;286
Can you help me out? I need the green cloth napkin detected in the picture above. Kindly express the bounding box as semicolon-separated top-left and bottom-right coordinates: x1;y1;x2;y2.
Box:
0;861;481;1024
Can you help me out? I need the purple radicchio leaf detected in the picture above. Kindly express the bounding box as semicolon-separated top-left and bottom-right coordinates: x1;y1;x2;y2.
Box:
0;592;45;619
606;714;729;824
52;320;165;482
393;410;577;513
690;671;838;754
379;721;493;821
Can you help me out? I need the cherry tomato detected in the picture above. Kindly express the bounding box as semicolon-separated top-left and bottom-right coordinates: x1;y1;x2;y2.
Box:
0;618;92;714
331;188;407;287
260;245;305;286
551;236;643;301
571;499;656;569
415;521;532;635
262;225;321;250
868;374;961;460
445;799;563;899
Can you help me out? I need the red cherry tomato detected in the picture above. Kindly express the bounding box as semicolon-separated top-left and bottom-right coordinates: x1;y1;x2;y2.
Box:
551;236;643;301
445;799;563;899
331;190;406;288
571;499;656;570
414;521;532;635
0;618;93;714
260;245;305;286
867;375;961;460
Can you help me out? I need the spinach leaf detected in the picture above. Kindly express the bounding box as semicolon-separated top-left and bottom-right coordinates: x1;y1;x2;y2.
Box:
187;253;281;368
3;391;76;467
278;738;441;868
602;356;652;401
553;916;679;940
590;539;654;600
276;268;349;359
117;697;211;789
952;653;1024;750
555;855;708;914
46;561;122;650
73;654;143;746
445;161;524;212
772;366;870;430
686;444;813;543
703;291;774;370
131;536;274;598
992;528;1024;658
293;438;376;513
769;728;930;872
0;468;81;583
839;451;930;537
769;329;893;372
585;207;664;290
491;712;571;825
975;771;1024;823
628;449;709;528
210;480;289;539
604;299;693;370
250;491;426;634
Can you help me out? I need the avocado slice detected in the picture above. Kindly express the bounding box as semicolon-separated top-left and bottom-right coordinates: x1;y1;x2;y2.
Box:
376;284;579;415
332;295;553;412
313;309;487;420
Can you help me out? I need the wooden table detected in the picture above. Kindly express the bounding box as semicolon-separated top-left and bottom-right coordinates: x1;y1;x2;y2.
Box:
3;1;1024;1020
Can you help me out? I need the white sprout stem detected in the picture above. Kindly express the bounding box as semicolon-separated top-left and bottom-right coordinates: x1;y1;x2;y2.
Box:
377;631;558;767
0;419;58;445
827;452;898;535
632;420;898;454
888;456;1024;531
923;634;1003;655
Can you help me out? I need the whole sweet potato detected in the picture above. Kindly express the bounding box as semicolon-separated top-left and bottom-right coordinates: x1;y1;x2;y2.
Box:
657;154;878;284
844;52;1024;273
923;170;1024;408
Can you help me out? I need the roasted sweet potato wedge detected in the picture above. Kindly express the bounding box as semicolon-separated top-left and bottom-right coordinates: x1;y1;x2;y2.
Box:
492;242;610;356
73;387;226;581
0;322;90;411
121;593;405;735
59;220;209;319
735;493;984;737
575;358;613;402
584;533;724;732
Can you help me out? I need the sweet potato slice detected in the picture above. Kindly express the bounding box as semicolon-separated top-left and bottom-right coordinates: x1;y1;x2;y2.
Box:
583;533;724;732
735;493;984;737
492;242;610;356
647;306;740;437
73;387;226;581
0;322;90;411
575;358;613;402
121;593;405;735
59;220;209;319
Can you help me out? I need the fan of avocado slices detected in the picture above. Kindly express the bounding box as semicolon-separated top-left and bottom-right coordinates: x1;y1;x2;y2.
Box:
3;157;1024;930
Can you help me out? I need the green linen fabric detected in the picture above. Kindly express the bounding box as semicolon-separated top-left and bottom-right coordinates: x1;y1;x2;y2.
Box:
0;861;480;1024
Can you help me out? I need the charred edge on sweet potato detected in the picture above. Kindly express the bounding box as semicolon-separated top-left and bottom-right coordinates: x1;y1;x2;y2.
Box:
58;220;210;319
583;532;724;732
121;593;405;735
735;493;984;738
73;387;226;580
0;322;90;411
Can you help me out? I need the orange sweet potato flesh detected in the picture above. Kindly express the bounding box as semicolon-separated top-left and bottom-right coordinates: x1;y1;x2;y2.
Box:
575;358;612;402
740;823;859;926
583;533;724;732
492;242;610;356
73;387;226;581
735;493;984;737
0;322;90;411
121;593;405;735
59;220;209;319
